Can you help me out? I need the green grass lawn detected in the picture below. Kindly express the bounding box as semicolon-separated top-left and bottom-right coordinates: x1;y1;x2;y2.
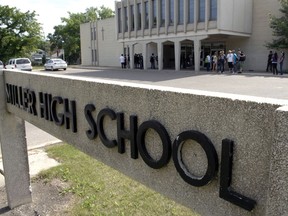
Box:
36;143;200;216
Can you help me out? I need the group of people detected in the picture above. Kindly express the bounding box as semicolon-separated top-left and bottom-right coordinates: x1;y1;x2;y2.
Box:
119;54;130;69
204;49;246;74
119;53;145;69
266;50;285;75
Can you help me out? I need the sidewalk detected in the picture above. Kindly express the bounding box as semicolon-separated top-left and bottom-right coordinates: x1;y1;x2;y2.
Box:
0;148;60;187
0;122;62;187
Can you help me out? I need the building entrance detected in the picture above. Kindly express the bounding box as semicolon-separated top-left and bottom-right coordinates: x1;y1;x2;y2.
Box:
200;42;226;68
181;44;194;69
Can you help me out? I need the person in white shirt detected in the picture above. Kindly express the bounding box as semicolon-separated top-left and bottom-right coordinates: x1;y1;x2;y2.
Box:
119;54;125;68
226;50;234;73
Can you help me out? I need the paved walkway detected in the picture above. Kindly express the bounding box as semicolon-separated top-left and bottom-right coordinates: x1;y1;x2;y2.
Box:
68;66;288;101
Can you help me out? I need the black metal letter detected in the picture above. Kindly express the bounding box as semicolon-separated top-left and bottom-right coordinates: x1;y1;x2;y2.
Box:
137;120;171;169
51;96;64;126
219;139;256;211
84;104;97;140
117;112;138;159
172;130;218;187
96;108;117;148
64;99;77;133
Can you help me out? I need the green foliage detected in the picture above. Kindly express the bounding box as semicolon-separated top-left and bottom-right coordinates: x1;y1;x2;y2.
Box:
47;6;114;64
267;0;288;49
37;144;199;216
0;5;42;62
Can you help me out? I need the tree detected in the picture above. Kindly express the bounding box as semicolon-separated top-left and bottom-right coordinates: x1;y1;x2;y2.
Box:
0;5;42;62
267;0;288;49
48;6;114;64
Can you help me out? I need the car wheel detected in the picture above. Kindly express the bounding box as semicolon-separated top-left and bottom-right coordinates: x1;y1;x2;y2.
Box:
64;68;66;71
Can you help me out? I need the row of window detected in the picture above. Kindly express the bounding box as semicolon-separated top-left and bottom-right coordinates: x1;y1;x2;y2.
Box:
118;0;217;33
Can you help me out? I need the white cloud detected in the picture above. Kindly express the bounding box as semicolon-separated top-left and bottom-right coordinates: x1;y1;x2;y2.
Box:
1;0;116;35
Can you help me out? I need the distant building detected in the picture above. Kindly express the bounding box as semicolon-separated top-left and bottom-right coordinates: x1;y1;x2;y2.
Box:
80;18;123;67
80;0;287;71
31;49;47;65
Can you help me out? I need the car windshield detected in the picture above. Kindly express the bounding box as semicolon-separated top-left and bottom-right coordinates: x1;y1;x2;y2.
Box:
0;61;3;65
16;59;30;64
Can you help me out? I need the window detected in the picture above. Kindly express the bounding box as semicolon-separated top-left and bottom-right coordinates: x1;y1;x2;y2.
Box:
93;27;96;40
118;8;122;33
144;1;149;29
137;3;141;30
131;5;135;30
124;7;128;32
92;49;97;62
188;0;194;23
210;0;217;20
91;49;94;62
199;0;205;22
152;0;157;27
160;0;165;27
169;0;174;26
178;0;184;25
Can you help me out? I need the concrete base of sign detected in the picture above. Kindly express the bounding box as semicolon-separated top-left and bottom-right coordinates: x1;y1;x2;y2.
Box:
1;70;288;215
0;71;32;208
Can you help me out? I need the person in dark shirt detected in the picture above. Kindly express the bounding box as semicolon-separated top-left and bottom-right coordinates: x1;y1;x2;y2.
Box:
266;51;273;72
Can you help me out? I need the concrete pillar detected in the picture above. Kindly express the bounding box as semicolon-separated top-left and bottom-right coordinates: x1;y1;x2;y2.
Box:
174;0;178;33
157;42;163;70
149;0;152;35
143;43;147;70
127;0;131;37
156;0;160;35
205;0;209;31
184;0;188;33
130;44;135;69
165;0;169;34
121;1;125;38
175;40;181;71
141;0;145;37
194;39;201;71
134;0;138;38
0;71;32;209
194;0;198;32
193;36;208;71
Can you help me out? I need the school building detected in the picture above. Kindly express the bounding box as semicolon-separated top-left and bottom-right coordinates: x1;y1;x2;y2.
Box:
80;0;287;72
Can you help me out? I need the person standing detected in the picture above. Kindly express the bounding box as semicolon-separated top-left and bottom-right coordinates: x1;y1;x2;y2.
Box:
150;53;156;69
279;51;285;75
238;51;246;73
226;50;234;73
272;51;278;75
205;54;211;71
212;52;218;72
119;54;125;69
232;50;239;73
266;51;273;72
219;50;226;73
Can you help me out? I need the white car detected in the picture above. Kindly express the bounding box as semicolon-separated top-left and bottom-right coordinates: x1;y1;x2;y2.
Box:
5;58;33;71
44;59;67;71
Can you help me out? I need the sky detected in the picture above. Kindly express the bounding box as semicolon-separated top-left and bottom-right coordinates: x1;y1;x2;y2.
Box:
1;0;116;36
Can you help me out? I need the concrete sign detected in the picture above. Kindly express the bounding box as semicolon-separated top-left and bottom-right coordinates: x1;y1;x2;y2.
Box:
1;70;288;216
